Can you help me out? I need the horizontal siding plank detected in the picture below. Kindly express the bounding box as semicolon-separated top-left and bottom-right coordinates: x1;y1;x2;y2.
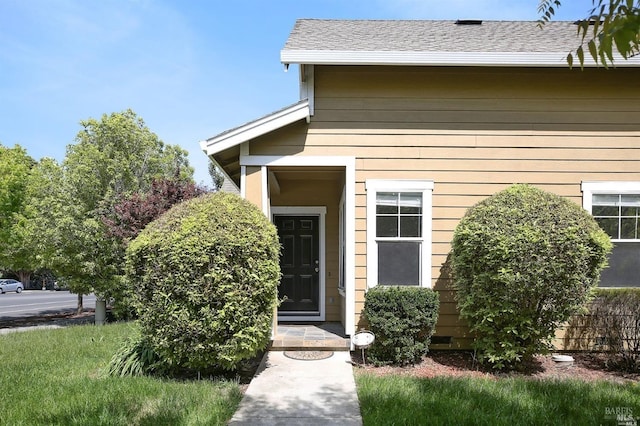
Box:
315;97;640;113
260;144;640;160
356;170;640;184
306;127;640;140
314;109;638;126
361;158;640;173
308;121;640;132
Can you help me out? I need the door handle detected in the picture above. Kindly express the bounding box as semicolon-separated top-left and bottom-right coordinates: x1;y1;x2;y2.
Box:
314;259;319;273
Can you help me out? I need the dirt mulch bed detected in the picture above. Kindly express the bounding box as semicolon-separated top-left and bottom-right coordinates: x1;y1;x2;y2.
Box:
0;310;96;330
353;351;640;384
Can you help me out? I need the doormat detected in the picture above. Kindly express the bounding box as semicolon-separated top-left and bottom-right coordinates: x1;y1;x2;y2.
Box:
283;351;334;361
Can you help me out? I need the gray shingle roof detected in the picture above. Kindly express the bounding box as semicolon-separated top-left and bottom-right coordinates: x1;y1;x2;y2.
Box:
283;19;583;54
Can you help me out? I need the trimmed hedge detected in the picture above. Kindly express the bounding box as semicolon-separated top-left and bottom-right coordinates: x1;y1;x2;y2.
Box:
363;286;439;366
125;192;280;371
452;184;612;370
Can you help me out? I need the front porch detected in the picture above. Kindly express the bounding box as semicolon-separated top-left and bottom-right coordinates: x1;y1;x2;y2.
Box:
270;322;350;351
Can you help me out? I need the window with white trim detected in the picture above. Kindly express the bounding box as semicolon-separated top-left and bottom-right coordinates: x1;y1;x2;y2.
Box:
582;181;640;288
366;180;434;288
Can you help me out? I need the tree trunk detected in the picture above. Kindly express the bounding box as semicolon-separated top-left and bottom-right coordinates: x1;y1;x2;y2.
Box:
77;294;84;315
17;270;31;289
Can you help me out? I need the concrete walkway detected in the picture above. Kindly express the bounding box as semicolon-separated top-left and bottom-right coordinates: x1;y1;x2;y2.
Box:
229;351;363;425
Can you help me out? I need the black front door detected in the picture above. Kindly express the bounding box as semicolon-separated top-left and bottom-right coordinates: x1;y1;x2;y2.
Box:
275;215;320;315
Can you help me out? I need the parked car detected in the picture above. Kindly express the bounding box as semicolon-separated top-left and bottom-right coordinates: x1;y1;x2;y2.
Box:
53;280;69;291
0;279;24;294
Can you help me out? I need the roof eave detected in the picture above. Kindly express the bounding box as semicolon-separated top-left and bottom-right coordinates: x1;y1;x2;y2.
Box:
281;50;640;67
200;100;310;156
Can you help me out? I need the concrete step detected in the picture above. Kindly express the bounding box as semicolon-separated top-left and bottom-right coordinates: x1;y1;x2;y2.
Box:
270;337;351;351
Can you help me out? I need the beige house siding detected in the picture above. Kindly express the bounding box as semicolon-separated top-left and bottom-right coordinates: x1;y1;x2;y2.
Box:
248;65;640;347
244;166;263;208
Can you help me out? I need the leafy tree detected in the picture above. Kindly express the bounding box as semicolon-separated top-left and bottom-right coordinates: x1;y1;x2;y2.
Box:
208;159;225;191
539;0;640;67
100;175;207;319
0;144;36;286
46;110;194;312
452;184;612;370
101;176;206;243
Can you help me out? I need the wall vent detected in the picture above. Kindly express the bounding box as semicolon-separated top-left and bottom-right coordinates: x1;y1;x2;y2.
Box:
573;19;603;25
431;336;454;345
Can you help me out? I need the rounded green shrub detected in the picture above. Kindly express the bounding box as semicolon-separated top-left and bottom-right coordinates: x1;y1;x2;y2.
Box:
125;192;280;371
363;286;439;366
452;184;612;370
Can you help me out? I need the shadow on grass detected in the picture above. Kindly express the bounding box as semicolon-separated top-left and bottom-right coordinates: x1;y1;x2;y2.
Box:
427;351;546;376
356;373;640;426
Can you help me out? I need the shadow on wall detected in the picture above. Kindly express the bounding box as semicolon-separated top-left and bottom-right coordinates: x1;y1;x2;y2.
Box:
432;252;473;350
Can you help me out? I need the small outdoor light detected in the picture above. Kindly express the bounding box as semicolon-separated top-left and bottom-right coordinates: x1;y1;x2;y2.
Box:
351;330;375;365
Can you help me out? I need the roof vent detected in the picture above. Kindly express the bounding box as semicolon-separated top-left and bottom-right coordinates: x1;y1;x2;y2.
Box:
455;20;483;25
573;19;603;25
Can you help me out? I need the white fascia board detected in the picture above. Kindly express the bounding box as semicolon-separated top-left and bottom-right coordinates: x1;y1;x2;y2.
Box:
281;50;640;67
201;100;310;156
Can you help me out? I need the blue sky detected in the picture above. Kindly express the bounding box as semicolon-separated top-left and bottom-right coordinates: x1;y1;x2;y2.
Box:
0;0;591;186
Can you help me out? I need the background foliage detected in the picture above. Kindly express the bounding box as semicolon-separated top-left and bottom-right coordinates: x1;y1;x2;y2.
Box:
452;184;612;370
0;144;36;285
539;0;640;67
565;288;640;372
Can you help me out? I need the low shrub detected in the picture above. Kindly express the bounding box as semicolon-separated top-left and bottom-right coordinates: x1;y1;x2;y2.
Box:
565;288;640;372
126;192;280;372
108;329;165;377
452;184;612;370
363;286;439;366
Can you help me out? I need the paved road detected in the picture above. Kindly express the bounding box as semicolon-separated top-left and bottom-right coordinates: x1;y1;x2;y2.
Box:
0;291;96;320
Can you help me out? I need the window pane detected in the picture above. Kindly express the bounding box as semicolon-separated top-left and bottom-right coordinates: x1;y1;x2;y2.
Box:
596;217;619;239
378;242;420;285
620;218;637;239
400;216;421;237
399;193;422;214
592;205;618;216
376;216;398;237
593;194;619;205
599;242;640;287
621;206;640;217
376;193;398;214
621;194;640;206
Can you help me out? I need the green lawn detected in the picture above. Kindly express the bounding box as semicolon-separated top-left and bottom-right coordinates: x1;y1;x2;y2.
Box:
356;372;640;426
0;323;242;426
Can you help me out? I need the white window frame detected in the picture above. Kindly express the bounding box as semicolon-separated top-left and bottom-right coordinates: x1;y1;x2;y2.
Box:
366;179;434;289
582;181;640;243
582;181;640;288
